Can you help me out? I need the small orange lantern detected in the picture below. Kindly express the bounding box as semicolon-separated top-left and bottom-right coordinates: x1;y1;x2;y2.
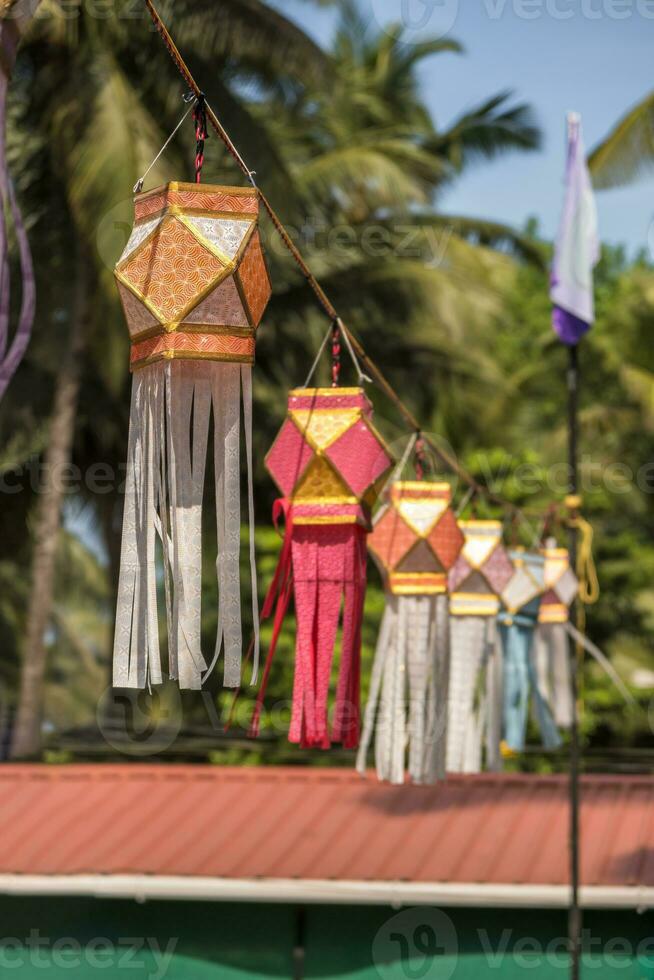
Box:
358;482;464;784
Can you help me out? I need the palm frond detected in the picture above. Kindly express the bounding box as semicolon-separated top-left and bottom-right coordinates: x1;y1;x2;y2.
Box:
297;142;449;215
430;91;541;173
163;0;331;84
428;214;546;267
588;91;654;189
62;55;178;248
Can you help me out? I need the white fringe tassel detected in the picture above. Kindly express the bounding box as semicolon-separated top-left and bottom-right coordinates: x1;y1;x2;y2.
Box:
533;623;573;728
357;593;450;785
447;617;503;773
113;360;259;690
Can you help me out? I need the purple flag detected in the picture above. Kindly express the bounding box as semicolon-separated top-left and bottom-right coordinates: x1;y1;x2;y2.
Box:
550;113;600;346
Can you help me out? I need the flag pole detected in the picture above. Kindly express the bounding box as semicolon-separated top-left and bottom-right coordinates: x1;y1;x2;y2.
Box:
551;108;598;980
567;340;581;980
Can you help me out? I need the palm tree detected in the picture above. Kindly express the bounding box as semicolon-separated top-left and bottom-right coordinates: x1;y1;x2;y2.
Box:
255;4;542;445
588;92;654;189
5;0;329;758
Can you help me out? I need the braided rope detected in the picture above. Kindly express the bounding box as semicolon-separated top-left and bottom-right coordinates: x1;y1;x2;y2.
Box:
141;0;550;526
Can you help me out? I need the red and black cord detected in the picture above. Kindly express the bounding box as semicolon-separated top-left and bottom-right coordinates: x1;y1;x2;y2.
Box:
193;93;208;183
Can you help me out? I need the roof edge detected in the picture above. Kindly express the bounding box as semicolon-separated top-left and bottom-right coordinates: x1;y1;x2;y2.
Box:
0;876;651;910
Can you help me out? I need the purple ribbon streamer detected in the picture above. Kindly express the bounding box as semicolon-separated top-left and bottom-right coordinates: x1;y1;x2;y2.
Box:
0;35;36;402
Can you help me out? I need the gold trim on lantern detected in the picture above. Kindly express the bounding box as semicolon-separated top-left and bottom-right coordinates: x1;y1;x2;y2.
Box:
450;592;500;617
289;387;369;398
392;481;452;494
162;205;258;222
458;519;504;529
131;349;255;371
292;514;361;526
138;181;260;199
539;603;569;624
129;322;255;343
389;571;448;596
292;496;359;506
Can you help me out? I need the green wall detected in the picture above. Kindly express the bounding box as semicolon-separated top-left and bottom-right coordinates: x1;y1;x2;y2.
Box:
0;897;652;978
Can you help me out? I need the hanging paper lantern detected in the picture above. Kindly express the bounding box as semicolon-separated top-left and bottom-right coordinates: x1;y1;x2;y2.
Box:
253;386;393;749
497;549;562;754
447;520;514;773
534;540;579;728
113;181;271;690
357;481;464;783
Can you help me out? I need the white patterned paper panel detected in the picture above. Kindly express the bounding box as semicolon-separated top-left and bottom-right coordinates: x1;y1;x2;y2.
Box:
501;567;541;612
544;553;569;588
555;567;579;606
462;526;502;568
182;277;249;327
397;498;446;536
185;216;252;260
118;216;163;265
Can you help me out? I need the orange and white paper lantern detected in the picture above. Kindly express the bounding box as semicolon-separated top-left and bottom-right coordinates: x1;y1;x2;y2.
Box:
113;182;271;690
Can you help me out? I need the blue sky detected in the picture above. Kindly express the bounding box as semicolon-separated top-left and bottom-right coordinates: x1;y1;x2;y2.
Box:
273;0;653;254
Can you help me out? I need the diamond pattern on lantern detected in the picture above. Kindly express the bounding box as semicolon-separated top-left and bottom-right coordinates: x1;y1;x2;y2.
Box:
182;277;249;328
324;420;392;497
500;551;545;614
236;230;271;327
368;482;464;595
183;215;252;261
460;569;493;594
397;539;442;574
265;388;393;527
427;507;465;570
119;215;163;265
397;497;446;536
294;457;352;501
369;505;419;572
290;408;359;451
118;216;226;324
539;542;579;622
555;567;579;607
448;554;472;593
450;520;513;597
462;523;502;568
482;543;515;594
117;282;159;337
266;419;315;497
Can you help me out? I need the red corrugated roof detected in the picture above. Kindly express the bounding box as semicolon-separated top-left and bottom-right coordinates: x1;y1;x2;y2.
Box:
0;765;652;887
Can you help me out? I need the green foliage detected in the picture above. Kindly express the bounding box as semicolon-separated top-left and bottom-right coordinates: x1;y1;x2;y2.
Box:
589;90;654;189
